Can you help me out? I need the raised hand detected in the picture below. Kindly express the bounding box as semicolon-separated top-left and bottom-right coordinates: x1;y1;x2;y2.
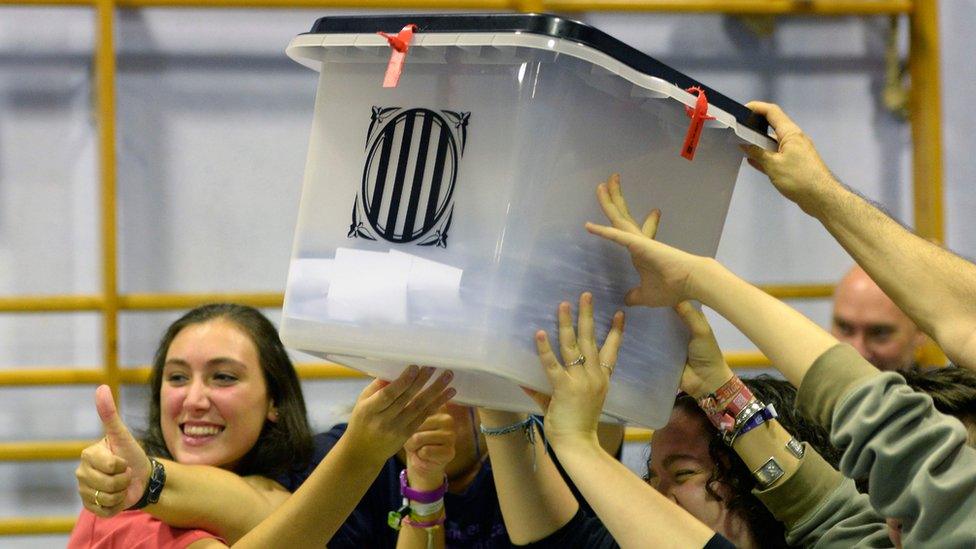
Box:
673;301;735;400
527;292;625;447
585;174;708;307
76;385;151;516
742;101;838;210
343;366;455;462
404;409;456;491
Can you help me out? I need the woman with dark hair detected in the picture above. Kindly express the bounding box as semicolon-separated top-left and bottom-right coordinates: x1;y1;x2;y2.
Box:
71;303;455;548
140;303;315;480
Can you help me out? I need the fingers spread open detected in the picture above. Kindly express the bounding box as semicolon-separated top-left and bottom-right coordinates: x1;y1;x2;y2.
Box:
365;365;421;413
577;293;597;358
557;301;581;365
606;174;635;224
535;330;564;385
585;222;642;249
641;209;661;239
398;370;456;429
598;311;626;374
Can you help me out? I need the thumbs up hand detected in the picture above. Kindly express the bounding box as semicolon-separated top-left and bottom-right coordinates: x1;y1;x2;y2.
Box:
75;385;151;516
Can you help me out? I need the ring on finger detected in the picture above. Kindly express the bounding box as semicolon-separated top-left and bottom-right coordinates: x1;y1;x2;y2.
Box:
567;354;586;367
600;362;615;373
93;489;104;508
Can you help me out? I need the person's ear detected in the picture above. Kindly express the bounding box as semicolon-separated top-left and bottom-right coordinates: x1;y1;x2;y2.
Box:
267;401;279;422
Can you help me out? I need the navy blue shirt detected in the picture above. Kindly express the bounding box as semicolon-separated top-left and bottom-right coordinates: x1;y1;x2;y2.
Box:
279;424;510;548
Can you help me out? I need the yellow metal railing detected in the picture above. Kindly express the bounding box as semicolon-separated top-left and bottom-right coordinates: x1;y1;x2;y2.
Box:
0;0;941;536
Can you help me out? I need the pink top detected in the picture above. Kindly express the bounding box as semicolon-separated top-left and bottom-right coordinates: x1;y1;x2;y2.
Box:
68;509;224;549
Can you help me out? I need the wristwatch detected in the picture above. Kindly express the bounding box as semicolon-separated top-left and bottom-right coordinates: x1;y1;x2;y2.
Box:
752;457;785;489
129;457;166;510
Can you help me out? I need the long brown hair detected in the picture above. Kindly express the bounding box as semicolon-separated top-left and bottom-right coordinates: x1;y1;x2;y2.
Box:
141;303;313;478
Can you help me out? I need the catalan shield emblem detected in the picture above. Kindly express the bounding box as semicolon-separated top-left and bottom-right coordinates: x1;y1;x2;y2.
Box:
349;107;470;248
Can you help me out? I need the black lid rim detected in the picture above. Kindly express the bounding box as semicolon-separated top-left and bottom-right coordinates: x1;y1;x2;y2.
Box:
302;13;770;138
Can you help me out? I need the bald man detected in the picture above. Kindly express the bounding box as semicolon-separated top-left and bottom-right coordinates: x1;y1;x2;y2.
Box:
831;265;926;371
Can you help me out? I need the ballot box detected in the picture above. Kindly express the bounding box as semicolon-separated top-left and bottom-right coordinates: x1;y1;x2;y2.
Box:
281;13;775;428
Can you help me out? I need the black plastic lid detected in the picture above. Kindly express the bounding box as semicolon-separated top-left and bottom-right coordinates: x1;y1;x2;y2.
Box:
306;13;769;138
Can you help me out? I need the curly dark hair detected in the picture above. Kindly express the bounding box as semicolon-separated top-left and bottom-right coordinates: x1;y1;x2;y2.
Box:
671;395;790;549
141;303;313;478
647;376;841;549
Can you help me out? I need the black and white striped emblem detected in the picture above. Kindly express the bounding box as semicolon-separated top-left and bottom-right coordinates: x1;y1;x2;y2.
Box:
349;107;470;248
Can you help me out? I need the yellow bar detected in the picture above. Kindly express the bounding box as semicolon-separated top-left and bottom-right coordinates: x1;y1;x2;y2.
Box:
96;0;121;404
5;0;906;11
624;426;652;443
0;296;103;313
547;0;911;14
0;517;77;536
758;284;834;299
295;363;369;380
0;369;104;386
118;292;284;310
117;362;367;385
0;357;770;388
0;440;93;461
909;0;943;242
0;284;832;316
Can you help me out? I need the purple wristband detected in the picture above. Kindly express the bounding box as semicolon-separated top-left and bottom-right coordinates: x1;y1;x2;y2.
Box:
399;469;448;504
736;403;778;439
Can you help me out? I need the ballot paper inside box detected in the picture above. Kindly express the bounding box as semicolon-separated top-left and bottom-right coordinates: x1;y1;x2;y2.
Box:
281;14;776;428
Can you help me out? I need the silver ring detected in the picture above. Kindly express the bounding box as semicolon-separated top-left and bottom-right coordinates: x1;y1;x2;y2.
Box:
567;354;586;367
93;489;104;508
600;362;615;373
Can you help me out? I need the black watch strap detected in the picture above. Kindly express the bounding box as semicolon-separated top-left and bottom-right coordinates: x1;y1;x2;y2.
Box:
129;457;166;510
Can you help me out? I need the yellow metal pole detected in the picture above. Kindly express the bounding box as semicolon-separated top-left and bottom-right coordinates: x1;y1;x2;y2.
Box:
104;0;913;11
546;0;910;14
909;0;943;243
0;295;103;312
0;440;95;461
96;0;121;402
0;369;104;386
119;292;284;310
0;517;77;536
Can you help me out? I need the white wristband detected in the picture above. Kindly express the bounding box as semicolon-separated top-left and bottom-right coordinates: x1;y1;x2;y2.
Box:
409;498;444;517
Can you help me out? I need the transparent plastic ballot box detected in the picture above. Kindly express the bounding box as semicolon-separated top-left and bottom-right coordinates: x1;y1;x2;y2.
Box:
282;13;775;428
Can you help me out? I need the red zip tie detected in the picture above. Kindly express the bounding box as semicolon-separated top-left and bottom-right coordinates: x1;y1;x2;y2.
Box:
377;24;418;88
680;86;715;161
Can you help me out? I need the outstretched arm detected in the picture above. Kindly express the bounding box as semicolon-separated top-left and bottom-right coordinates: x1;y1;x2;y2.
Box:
531;292;717;548
586;175;835;387
75;386;288;543
478;409;579;544
745;102;976;369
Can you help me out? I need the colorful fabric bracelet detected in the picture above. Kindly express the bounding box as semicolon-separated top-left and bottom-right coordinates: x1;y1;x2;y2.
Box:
725;402;778;447
403;514;446;529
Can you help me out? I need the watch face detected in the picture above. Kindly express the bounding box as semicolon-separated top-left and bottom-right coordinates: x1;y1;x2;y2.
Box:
755;457;785;488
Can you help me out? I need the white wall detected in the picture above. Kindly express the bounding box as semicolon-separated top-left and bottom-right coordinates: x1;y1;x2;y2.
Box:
0;6;972;546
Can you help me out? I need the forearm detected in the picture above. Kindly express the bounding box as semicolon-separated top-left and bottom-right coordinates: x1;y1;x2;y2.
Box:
232;435;386;548
550;436;714;549
479;409;578;544
397;449;446;549
802;180;976;367
146;459;284;543
692;259;837;387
